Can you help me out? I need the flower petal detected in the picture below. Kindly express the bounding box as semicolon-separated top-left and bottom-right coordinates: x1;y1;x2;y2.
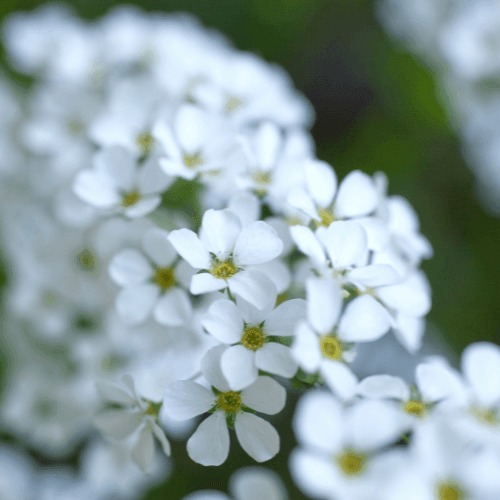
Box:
228;269;276;310
306;277;342;334
305;159;337;208
264;298;306;337
289;225;325;266
202;299;244;344
230;467;286;500
163;380;216;420
291;321;321;373
94;146;136;192
152;422;171;456
143;228;177;267
348;264;400;288
255;343;298;378
95;380;136;405
168;229;210;269
108;249;153;286
124;195;161;218
338;295;391;342
320;360;358;401
416;361;466;404
187;412;230;466
335;170;377;218
201;345;231;392
234;413;279;462
287;187;317;220
73;169;120;208
176;104;209;153
255;121;281;168
94;410;141;440
131;427;155;472
323;220;367;269
233;221;283;266
154;288;192;327
356;374;410;401
200;209;241;257
115;284;159;325
241;375;286;415
221;345;258;391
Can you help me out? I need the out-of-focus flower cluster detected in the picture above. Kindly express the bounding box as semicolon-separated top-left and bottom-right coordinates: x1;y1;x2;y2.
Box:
378;0;500;215
0;3;496;500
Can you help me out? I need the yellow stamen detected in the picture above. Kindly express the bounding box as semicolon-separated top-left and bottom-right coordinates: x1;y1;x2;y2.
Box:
404;400;427;417
225;95;243;113
76;248;97;273
336;450;366;476
122;191;141;207
470;405;499;426
183;152;203;169
136;132;154;155
320;336;343;360
241;326;265;351
252;170;272;186
437;481;464;500
211;260;237;280
152;267;176;291
218;391;242;412
314;208;335;228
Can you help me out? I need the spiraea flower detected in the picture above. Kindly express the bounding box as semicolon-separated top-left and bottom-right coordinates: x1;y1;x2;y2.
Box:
163;345;286;465
108;227;193;326
168;208;283;309
94;374;170;472
202;285;305;390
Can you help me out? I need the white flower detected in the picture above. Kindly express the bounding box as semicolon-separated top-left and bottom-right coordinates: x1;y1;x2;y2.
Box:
108;227;193;326
168;208;283;309
292;277;393;400
163;345;286;465
202;288;305;390
94;374;170;472
73;146;173;218
288;159;379;226
290;390;410;500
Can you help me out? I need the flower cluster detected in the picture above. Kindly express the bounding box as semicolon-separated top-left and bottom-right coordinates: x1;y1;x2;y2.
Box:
0;4;496;500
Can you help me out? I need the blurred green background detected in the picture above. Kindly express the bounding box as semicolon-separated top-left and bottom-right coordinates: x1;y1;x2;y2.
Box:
1;0;499;498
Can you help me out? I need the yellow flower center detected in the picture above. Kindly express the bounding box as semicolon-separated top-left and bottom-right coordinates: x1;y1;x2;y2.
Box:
136;131;154;155
241;326;265;351
225;95;243;113
336;450;366;476
183;152;203;169
152;267;176;292
67;119;84;135
144;403;157;416
470;405;499;426
75;248;97;274
217;391;242;412
404;400;427;417
211;260;238;280
252;170;272;186
437;481;464;500
320;336;343;360
314;208;336;228
122;190;141;207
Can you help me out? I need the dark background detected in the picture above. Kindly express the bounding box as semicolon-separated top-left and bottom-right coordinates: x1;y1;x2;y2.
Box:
1;0;499;498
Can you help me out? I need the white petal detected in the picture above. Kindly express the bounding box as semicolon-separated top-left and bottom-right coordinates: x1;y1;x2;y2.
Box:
252;259;291;293
264;298;307;337
176;104;209;152
305;159;337;207
94;146;136;192
416;361;466;404
159;158;197;180
356;375;410;401
221;345;258;391
200;209;241;257
95;380;136;405
228;192;261;227
201;345;231;392
234;413;279;462
154;288;192;327
152;422;171;456
202;299;244;344
191;273;226;294
73;169;120;208
291;321;321;373
289;225;325;266
335;170;377;218
324;221;367;269
353;216;390;252
287;187;318;220
236;295;274;326
152;119;181;159
143;228;177;267
293;391;343;451
115;284;159;325
187;412;230;466
94;410;141;440
163;380;216;420
183;493;229;500
320;360;358;401
138;155;175;195
230;467;286;500
124;195;161;218
168;229;210;269
462;342;500;406
255;343;298;378
233;221;283;266
377;271;431;317
255;121;281;168
348;264;400;288
393;313;425;353
306;277;342;334
228;269;276;310
338;295;391;342
241;375;286;415
108;249;152;286
131;427;155;472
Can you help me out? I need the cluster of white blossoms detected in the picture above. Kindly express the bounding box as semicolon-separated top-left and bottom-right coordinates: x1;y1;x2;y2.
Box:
0;3;498;500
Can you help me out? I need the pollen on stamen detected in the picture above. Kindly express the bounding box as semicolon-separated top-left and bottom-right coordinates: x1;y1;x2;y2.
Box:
183;151;203;169
470;405;499;426
336;449;366;476
252;170;272;186
241;326;265;351
136;131;154;155
225;95;243;113
211;260;238;280
75;248;98;274
437;480;465;500
122;190;141;207
314;208;335;228
152;267;176;292
217;390;242;413
320;336;343;360
404;400;427;417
